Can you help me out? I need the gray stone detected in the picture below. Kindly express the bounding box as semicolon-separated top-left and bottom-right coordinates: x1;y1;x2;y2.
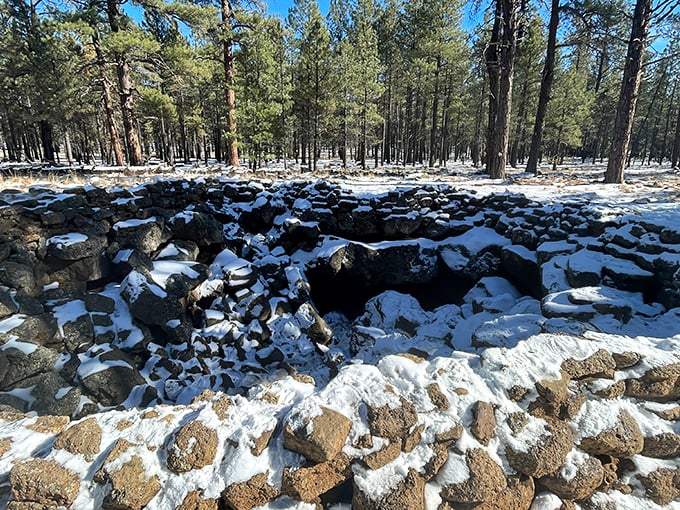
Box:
0;261;37;295
170;211;223;246
46;234;107;261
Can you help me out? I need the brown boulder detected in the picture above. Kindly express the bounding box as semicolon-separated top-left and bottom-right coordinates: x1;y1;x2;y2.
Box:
284;406;352;463
352;468;424;510
281;452;352;502
440;448;507;503
53;417;102;460
440;475;534;510
470;401;496;446
367;395;418;440
103;455;161;510
561;350;615;380
426;383;449;410
10;459;80;507
536;374;569;405
26;416;69;435
361;441;402;469
593;381;626;399
221;472;279;510
612;351;642;369
250;427;275;456
505;418;574;478
642;433;680;458
539;453;604;500
625;363;680;402
579;410;643;458
176;490;219;510
637;467;680;506
167;420;218;473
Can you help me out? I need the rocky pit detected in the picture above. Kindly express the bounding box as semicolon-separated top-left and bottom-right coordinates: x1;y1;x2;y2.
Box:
0;175;679;509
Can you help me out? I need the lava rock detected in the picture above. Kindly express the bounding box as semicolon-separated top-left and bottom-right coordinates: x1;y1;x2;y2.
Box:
10;459;80;507
284;406;352;463
221;472;279;510
579;409;644;458
440;448;507;503
167;420;219;473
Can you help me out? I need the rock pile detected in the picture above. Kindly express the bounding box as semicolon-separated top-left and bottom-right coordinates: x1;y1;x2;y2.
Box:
0;177;678;508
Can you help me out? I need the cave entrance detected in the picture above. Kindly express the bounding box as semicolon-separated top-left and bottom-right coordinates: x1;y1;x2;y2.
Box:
307;265;476;320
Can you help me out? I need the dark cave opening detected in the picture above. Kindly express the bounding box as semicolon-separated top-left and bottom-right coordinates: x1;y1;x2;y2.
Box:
307;265;477;320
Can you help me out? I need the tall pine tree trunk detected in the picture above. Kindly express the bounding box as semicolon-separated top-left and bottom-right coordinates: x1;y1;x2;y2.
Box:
429;55;442;168
486;0;519;179
92;33;124;166
485;2;501;173
526;0;558;175
39;120;55;163
604;0;653;183
106;0;142;166
222;0;239;166
672;102;680;168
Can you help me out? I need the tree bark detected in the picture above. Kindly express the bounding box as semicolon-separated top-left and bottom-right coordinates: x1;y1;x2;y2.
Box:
604;0;653;183
429;55;442;168
486;0;519;179
485;2;501;173
39;120;55;163
672;100;680;168
222;0;239;166
106;0;142;166
92;33;124;166
526;0;559;175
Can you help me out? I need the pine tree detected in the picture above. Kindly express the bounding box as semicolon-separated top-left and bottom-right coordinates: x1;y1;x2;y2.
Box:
288;0;333;172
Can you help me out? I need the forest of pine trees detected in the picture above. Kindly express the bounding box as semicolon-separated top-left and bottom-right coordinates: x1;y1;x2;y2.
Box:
0;0;678;182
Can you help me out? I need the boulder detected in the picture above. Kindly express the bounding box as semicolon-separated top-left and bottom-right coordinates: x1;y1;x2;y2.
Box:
538;452;604;500
10;459;80;507
579;410;644;458
170;211;223;245
28;372;82;417
470;401;496;446
221;472;279;510
281;452;352;502
122;270;184;327
176;491;220;510
0;343;58;392
53;417;102;460
113;217;167;254
46;233;107;261
440;448;507;503
284;406;352;463
367;395;418;440
636;468;680;506
0;261;38;295
561;349;616;380
426;383;449;410
642;433;680;458
440;475;534;510
625;363;680;402
566;249;603;287
0;313;59;347
295;302;332;345
352;468;425;510
103;456;161;510
80;361;150;407
361;440;402;469
167;420;219;473
505;418;574;478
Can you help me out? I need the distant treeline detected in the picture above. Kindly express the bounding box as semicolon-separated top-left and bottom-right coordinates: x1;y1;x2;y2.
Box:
0;0;679;181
